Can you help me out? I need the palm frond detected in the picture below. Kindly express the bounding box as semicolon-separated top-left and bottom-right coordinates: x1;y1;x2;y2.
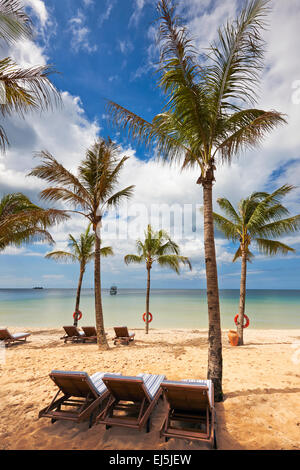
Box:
254;215;300;238
124;254;143;265
45;251;77;263
0;0;32;44
216;110;286;162
206;0;271;116
100;246;114;257
213;212;240;241
0;58;61;116
107;99;192;163
105;185;135;208
255;238;295;256
216;198;241;224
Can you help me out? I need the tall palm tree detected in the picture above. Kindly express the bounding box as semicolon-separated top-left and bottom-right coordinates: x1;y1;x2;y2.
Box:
29;138;134;349
0;192;68;251
125;224;192;334
107;0;286;400
0;0;61;151
213;185;300;345
45;224;113;326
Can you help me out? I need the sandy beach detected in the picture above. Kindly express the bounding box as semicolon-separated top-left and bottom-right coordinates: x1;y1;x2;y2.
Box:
0;327;299;450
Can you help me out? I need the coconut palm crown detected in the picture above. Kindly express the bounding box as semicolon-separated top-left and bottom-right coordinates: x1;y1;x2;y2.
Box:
107;0;286;400
46;223;113;326
213;184;300;345
125;224;192;334
29;138;135;348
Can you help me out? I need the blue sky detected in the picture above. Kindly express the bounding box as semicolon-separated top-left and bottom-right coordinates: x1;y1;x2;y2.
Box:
0;0;300;289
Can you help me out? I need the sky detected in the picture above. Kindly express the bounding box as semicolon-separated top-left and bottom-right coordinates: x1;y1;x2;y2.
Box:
0;0;300;289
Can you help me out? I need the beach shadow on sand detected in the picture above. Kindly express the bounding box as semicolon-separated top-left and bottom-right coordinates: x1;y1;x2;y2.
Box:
224;386;300;399
30;396;244;450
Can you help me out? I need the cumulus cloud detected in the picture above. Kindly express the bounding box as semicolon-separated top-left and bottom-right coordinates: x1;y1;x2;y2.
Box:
0;0;299;288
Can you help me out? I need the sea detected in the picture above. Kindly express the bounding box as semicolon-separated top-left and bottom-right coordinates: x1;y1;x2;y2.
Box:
0;288;299;329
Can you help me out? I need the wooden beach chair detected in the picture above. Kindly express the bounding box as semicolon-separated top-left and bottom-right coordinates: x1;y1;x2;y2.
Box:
159;379;217;449
60;325;86;343
39;370;120;428
0;328;30;347
81;326;97;342
113;326;135;345
97;373;165;432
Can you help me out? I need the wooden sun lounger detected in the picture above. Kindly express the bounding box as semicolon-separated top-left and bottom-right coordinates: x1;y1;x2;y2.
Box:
160;379;217;449
38;370;119;428
113;326;135;345
0;328;30;347
97;373;165;432
60;326;86;343
81;326;97;342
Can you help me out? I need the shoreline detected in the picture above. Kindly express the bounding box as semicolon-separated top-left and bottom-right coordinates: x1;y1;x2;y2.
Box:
1;328;300;450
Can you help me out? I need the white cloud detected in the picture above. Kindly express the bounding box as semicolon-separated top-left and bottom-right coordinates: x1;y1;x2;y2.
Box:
23;0;48;27
1;0;300;288
99;1;115;27
69;10;97;53
129;0;152;27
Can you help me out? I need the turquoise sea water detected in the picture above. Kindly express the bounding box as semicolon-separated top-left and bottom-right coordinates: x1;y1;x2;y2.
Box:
0;289;299;329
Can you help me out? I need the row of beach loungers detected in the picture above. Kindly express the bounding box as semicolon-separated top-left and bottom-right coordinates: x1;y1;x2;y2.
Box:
39;370;217;449
0;326;135;347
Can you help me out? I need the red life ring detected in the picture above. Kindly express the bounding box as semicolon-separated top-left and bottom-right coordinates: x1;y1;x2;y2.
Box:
143;312;153;323
234;314;250;329
73;310;82;321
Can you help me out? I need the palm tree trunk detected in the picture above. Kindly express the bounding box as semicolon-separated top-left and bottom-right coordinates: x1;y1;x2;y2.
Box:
73;264;84;327
237;250;247;346
145;266;151;334
94;228;109;350
202;181;223;402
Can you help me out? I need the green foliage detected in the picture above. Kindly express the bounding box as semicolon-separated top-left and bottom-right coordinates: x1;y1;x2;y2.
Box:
0;1;61;151
0;192;68;251
124;224;192;274
29;138;135;225
108;0;285;178
45;223;113;268
213;185;300;260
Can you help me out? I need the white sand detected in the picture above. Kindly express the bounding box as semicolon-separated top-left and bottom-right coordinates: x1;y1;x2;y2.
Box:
0;327;299;450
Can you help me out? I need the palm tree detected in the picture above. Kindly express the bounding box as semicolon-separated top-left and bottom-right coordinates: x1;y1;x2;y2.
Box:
0;0;61;151
125;224;192;334
29;138;135;349
45;224;113;326
107;0;286;400
0;192;68;251
213;185;300;345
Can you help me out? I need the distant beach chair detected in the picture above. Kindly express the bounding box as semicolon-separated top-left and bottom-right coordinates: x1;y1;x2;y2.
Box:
97;373;166;432
61;325;86;343
0;328;30;347
159;379;217;449
113;326;135;345
81;326;97;342
39;370;120;428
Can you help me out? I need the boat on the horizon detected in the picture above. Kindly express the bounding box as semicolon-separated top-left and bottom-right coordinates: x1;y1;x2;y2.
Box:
110;285;117;295
33;287;44;290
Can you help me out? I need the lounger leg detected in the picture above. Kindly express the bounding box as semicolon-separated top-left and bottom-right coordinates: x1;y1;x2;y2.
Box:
106;425;111;430
165;437;169;443
51;418;57;424
146;417;151;433
213;430;217;450
89;412;94;429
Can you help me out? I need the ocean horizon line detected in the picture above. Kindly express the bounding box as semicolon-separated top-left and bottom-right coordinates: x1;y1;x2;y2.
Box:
1;287;300;291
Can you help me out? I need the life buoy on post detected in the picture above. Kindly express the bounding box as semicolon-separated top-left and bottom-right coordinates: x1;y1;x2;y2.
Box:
73;310;82;321
143;312;153;323
234;314;250;329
